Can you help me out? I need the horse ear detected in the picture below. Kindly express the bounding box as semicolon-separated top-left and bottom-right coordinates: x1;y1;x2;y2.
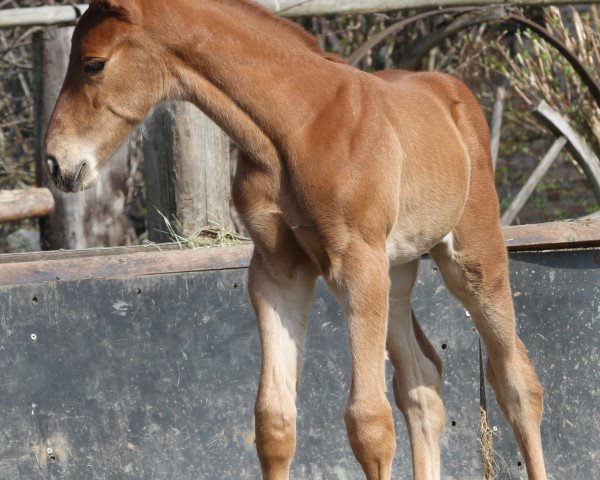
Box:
89;0;141;22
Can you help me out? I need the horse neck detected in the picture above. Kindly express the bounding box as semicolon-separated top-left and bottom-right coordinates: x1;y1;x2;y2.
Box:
160;0;343;159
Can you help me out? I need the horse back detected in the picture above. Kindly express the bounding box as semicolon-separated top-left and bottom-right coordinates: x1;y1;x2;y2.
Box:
375;69;492;172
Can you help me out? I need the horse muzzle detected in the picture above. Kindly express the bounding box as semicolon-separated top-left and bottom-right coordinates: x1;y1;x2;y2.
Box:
45;155;92;193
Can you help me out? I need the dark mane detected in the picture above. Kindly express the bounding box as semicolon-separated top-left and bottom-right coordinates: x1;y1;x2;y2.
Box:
230;0;347;64
87;0;132;23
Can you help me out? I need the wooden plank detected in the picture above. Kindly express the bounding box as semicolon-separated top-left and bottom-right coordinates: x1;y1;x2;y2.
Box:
0;188;55;223
270;0;600;16
1;0;598;28
1;222;599;287
0;244;254;287
0;242;183;265
503;220;600;251
500;136;567;226
0;251;597;478
582;210;600;221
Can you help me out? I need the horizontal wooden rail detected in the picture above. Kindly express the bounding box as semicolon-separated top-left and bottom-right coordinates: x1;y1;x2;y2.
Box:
0;4;86;28
0;243;254;287
1;0;598;28
502;220;600;251
0;188;55;223
0;221;598;287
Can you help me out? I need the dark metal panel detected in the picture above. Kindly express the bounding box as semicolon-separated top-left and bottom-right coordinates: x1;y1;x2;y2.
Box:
486;250;600;480
0;266;481;479
413;263;484;480
1;272;259;479
0;249;597;479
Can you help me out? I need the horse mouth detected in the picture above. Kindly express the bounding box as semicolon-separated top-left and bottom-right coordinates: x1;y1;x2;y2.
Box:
53;178;87;193
52;173;97;193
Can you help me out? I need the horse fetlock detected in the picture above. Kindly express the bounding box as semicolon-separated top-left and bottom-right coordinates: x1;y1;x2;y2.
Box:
344;399;396;475
255;403;297;441
394;377;445;436
255;406;297;478
487;356;543;424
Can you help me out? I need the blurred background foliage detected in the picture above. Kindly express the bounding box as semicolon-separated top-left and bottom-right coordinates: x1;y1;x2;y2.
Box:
0;1;599;252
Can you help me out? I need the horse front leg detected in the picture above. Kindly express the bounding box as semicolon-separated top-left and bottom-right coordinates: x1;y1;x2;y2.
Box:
328;243;396;480
249;251;317;480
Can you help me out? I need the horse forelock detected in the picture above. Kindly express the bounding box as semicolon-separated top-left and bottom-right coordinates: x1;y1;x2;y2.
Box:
87;0;135;24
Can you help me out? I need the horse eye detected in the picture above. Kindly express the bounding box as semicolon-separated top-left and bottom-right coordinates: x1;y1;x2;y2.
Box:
83;59;106;75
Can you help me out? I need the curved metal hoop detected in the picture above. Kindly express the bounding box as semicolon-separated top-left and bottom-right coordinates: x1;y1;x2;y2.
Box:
348;7;600;109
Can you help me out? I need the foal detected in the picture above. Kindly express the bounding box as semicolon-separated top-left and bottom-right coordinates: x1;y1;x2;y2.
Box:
44;1;547;478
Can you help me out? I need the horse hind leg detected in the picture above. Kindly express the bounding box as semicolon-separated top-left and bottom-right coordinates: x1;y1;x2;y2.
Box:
430;220;547;480
387;259;445;480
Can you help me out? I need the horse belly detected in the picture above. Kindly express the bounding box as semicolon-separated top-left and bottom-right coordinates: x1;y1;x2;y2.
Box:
386;223;450;265
386;193;467;264
386;147;471;265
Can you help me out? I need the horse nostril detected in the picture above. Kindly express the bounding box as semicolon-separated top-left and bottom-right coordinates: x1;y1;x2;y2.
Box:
46;156;59;177
76;161;88;182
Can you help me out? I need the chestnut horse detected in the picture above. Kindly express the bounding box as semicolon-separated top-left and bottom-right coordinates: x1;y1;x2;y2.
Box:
44;0;547;478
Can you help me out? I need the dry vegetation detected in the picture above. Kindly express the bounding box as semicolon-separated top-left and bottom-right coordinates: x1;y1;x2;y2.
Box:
459;6;599;155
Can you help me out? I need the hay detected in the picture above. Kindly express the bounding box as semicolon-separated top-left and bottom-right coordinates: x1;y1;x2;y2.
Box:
153;208;246;249
480;407;496;480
